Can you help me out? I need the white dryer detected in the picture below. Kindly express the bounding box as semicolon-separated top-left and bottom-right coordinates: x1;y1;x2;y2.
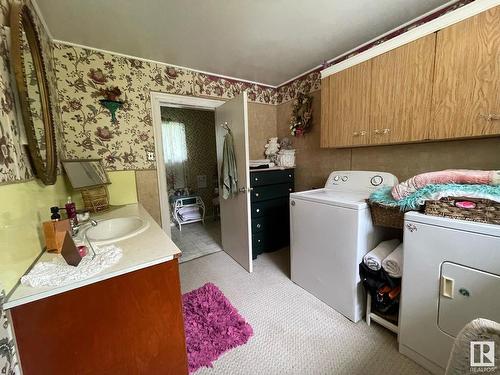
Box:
290;171;398;322
399;212;500;374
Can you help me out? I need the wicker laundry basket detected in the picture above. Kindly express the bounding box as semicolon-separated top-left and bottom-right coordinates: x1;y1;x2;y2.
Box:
367;201;405;229
425;197;500;225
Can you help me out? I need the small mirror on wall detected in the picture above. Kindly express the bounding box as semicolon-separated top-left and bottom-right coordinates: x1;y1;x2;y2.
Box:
62;159;110;189
62;159;111;212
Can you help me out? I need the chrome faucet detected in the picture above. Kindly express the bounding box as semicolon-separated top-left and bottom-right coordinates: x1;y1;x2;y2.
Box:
83;220;98;259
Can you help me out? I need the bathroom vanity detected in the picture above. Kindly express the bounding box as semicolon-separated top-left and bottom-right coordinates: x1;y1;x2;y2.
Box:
4;204;188;375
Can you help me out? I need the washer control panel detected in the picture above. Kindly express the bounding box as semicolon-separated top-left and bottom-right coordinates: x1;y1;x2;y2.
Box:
325;171;398;191
370;175;383;186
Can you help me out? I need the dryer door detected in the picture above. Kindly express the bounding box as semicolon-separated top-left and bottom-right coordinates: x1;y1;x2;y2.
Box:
439;262;500;337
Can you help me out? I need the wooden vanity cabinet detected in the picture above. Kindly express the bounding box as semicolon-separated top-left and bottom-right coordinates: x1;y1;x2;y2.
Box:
9;259;188;375
320;60;372;148
431;6;500;140
369;34;436;145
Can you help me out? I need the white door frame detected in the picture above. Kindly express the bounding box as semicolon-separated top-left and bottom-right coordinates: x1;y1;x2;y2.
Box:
150;92;225;236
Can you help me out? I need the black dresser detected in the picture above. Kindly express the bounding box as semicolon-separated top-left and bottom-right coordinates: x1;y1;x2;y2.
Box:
250;168;295;259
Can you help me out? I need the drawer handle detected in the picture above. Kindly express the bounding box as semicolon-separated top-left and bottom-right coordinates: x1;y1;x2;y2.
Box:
288;188;292;192
255;177;259;181
288;174;292;178
256;209;260;213
258;239;261;243
256;224;261;228
255;193;260;197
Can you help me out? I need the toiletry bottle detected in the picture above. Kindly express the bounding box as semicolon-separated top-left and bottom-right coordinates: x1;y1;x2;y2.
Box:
65;196;78;226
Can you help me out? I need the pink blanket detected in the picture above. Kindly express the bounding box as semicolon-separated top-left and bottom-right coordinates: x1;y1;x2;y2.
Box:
391;170;500;200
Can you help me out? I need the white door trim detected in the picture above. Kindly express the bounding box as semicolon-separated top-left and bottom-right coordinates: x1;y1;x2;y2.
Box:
321;0;500;78
150;92;224;235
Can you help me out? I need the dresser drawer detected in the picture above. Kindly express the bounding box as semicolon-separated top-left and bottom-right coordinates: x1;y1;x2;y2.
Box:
252;228;289;256
251;183;294;202
250;169;294;187
251;197;289;218
251;217;266;233
251;214;289;234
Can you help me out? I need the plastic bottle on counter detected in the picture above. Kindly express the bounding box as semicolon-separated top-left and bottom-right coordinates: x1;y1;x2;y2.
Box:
65;196;78;227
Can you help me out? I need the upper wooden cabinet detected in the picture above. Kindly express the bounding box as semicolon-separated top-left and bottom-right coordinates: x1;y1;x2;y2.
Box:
320;5;500;148
431;6;500;140
320;60;371;148
370;34;436;145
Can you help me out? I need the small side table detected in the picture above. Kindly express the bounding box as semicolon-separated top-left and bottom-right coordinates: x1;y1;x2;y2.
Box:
171;195;205;231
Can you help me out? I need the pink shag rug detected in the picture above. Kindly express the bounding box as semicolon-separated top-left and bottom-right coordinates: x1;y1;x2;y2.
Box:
182;283;253;373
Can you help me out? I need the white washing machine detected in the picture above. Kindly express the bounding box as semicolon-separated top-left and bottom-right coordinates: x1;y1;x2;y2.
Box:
399;212;500;374
290;171;398;322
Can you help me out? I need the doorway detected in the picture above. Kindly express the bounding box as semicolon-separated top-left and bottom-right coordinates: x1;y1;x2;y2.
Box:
151;92;254;272
160;106;222;262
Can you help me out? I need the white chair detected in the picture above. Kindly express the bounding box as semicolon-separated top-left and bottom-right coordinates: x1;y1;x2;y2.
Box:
445;318;500;374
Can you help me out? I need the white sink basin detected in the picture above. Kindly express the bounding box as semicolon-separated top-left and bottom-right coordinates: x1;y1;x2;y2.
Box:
86;216;150;245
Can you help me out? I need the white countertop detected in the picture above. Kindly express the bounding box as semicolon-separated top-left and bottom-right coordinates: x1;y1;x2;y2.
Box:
4;204;181;310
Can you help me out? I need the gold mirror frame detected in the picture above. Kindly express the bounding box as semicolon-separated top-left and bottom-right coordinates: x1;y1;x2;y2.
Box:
10;2;57;185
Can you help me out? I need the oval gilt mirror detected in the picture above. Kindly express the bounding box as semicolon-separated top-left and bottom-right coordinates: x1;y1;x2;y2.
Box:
10;2;57;185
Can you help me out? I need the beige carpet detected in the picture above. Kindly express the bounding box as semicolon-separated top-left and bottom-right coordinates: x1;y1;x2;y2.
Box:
180;249;429;375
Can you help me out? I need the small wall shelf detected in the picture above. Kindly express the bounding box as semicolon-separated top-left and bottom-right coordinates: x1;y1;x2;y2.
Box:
99;99;124;124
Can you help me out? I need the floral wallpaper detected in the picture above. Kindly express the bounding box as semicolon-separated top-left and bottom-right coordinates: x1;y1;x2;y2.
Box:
0;27;33;183
0;289;18;375
0;0;63;185
53;43;279;171
276;71;321;105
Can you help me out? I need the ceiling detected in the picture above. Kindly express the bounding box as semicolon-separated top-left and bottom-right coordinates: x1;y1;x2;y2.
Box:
35;0;451;86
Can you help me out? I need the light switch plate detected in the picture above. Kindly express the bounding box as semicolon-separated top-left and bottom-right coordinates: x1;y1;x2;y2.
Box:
197;175;207;188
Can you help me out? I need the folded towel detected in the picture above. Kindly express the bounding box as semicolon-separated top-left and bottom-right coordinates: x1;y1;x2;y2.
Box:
180;210;202;219
382;243;404;278
178;206;200;215
363;239;400;271
370;184;500;211
180;212;201;219
392;169;500;200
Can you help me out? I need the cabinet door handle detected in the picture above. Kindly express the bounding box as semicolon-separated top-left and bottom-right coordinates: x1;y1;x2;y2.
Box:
354;130;367;137
256;224;261;229
256;208;260;213
255;193;260;197
288;188;292;192
480;113;500;122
